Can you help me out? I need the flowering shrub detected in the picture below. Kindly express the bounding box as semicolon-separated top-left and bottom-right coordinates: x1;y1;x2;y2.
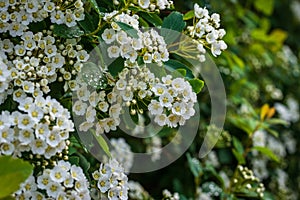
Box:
0;0;299;200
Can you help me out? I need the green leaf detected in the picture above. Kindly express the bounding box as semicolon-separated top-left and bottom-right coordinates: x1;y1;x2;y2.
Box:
161;12;186;44
53;24;84;38
92;132;111;158
171;68;186;78
232;136;244;154
0;156;33;198
183;10;195;20
254;0;274;15
107;57;124;77
188;78;204;94
164;59;194;79
78;12;99;33
162;11;186;32
139;12;163;27
265;118;288;126
69;156;80;166
115;22;139;39
87;0;100;14
252;146;280;162
186;153;203;177
232;149;246;165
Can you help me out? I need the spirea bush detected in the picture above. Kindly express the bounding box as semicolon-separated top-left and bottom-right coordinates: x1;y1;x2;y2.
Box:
0;0;299;200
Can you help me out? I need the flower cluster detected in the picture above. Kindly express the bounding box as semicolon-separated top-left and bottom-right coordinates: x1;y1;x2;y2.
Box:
92;159;129;200
0;59;12;104
14;160;90;199
149;75;197;127
162;189;180;200
146;136;162;161
73;80;122;134
133;0;174;11
231;165;265;198
0;30;88;97
0;95;73;159
187;4;227;61
0;0;85;37
102;12;169;65
109;138;134;172
275;97;300;124
128;181;152;200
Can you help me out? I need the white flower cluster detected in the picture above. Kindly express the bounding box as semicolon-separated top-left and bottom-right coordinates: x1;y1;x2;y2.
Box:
187;4;227;61
92;159;129;200
0;59;13;104
149;75;197;127
14;160;90;200
0;0;85;37
0;31;88;95
73;81;122;134
162;189;180;200
146;136;162;162
128;181;152;200
102;12;169;65
135;0;174;11
0;95;73;159
74;65;154;135
74;65;197;133
109;138;134;172
275;97;299;124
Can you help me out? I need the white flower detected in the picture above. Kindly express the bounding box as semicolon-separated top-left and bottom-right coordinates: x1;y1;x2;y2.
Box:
167;114;179;128
0;142;15;155
211;40;227;57
152;83;167;96
65;12;77;27
0;126;13;142
30;139;47;155
86;105;96;123
18;129;34;145
172;102;187;115
131;38;143;50
148;100;163;115
73;100;87;116
18;114;35;129
98;101;109;113
138;0;150;9
14;44;26;56
108;45;120;58
143;53;152;63
194;4;209;19
71;165;85;181
50;166;68;183
46;131;62;147
102;29;116;44
109;104;122;119
46;182;63;198
154;114;167;126
77;84;90;101
121;90;133;101
116;31;129;44
79;121;93;132
97;176;111;193
35;123;50;139
44;44;57;57
116;79;127;90
159;92;173;108
44;1;55;12
74;8;85;21
171;78;185;91
50;10;64;24
77;50;89;62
